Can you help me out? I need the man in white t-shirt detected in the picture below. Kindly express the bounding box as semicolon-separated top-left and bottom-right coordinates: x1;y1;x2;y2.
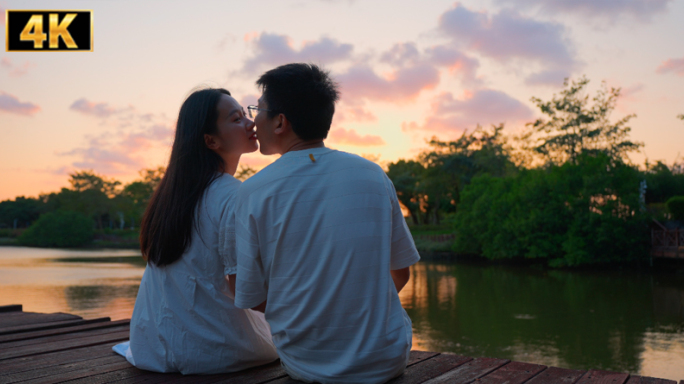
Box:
224;63;420;384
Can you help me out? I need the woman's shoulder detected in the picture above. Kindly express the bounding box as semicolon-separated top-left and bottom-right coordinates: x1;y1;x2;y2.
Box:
207;173;241;199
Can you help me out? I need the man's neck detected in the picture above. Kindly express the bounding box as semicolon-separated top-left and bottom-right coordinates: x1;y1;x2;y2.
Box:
282;140;326;154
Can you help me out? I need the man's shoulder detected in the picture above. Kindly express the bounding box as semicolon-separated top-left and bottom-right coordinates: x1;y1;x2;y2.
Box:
238;161;287;198
327;150;385;173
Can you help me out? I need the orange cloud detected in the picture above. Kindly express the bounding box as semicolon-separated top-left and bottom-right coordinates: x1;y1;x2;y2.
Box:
329;128;385;147
0;92;40;116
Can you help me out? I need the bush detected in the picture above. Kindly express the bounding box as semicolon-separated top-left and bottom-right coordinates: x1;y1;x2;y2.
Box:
452;153;650;267
666;196;684;221
19;211;94;247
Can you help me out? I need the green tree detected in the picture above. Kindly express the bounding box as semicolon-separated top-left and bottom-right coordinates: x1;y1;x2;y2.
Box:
40;171;122;229
0;196;45;228
419;124;516;224
119;167;165;228
69;170;121;197
526;76;642;165
666;196;684;221
386;160;425;225
642;161;684;204
235;165;256;181
453;153;649;266
19;210;94;247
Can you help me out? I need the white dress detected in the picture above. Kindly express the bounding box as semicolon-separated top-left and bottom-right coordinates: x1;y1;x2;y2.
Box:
113;173;278;374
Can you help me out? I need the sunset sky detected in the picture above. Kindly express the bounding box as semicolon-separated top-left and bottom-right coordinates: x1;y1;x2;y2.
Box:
1;0;683;200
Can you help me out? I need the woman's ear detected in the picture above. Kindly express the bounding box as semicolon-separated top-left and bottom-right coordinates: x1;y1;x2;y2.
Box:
204;133;219;150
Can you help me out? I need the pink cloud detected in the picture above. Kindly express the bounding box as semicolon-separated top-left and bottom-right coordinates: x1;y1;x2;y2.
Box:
525;69;571;86
60;113;175;175
404;89;533;135
337;63;440;103
0;92;40;116
496;0;671;22
438;4;576;84
241;33;353;74
334;101;377;124
328;128;385;147
657;57;684;76
70;98;118;118
425;45;481;84
62;145;145;175
1;58;34;77
620;83;645;101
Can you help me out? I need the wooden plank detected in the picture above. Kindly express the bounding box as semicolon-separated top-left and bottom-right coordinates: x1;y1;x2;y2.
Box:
0;317;110;336
625;376;677;384
0;343;116;376
106;351;443;384
422;357;510;384
1;354;124;383
476;361;547;384
0;329;130;360
0;317;113;343
525;366;586;384
576;370;630;384
0;312;81;329
257;354;462;384
407;350;440;366
388;354;473;384
0;320;129;350
20;360;140;384
0;304;22;313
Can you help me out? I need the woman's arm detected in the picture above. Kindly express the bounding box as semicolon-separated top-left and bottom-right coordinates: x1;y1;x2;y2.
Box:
225;274;267;312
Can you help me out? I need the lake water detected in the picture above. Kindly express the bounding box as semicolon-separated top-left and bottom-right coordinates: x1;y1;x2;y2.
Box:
0;246;682;381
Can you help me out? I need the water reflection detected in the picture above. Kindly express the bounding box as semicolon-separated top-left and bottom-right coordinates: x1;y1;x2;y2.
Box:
399;260;684;381
0;246;682;380
0;246;144;320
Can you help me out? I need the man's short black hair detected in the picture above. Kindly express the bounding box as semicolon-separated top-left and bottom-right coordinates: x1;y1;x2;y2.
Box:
256;63;339;141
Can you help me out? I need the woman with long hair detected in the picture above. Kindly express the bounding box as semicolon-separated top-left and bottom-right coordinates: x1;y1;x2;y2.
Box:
113;88;277;374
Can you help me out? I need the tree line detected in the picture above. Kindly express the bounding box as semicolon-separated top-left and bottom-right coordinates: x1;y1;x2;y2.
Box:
386;76;684;266
1;76;683;265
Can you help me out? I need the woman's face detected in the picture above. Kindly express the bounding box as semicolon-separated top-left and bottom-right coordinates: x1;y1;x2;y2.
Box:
209;94;258;156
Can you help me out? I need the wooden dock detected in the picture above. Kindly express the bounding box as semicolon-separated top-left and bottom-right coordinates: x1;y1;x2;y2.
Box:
0;305;680;384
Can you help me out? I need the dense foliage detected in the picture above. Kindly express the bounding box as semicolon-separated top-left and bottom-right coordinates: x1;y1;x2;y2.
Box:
452;154;649;266
18;211;94;247
666;196;684;221
387;76;679;266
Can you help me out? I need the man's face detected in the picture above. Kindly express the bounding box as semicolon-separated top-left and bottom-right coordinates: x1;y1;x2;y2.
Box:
254;96;279;155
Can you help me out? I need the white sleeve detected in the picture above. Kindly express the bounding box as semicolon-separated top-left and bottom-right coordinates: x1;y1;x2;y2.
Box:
234;201;268;309
385;175;421;270
218;195;238;276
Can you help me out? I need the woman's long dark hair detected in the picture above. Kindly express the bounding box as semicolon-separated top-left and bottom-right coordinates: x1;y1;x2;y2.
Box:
140;88;231;266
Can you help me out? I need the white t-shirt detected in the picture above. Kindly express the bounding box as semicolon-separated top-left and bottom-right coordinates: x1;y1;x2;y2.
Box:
227;148;420;384
127;174;278;374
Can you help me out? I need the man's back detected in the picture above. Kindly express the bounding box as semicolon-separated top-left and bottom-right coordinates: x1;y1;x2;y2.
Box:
233;147;420;383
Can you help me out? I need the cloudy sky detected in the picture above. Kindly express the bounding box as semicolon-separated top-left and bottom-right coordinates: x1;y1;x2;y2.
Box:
1;0;682;200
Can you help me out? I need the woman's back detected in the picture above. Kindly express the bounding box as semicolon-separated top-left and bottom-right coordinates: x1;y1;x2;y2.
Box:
128;174;277;374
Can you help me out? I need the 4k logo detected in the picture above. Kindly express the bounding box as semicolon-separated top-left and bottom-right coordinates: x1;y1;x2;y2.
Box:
6;10;93;51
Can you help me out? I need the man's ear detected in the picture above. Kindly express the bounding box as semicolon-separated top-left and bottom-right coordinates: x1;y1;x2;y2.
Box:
204;133;219;150
274;113;291;135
